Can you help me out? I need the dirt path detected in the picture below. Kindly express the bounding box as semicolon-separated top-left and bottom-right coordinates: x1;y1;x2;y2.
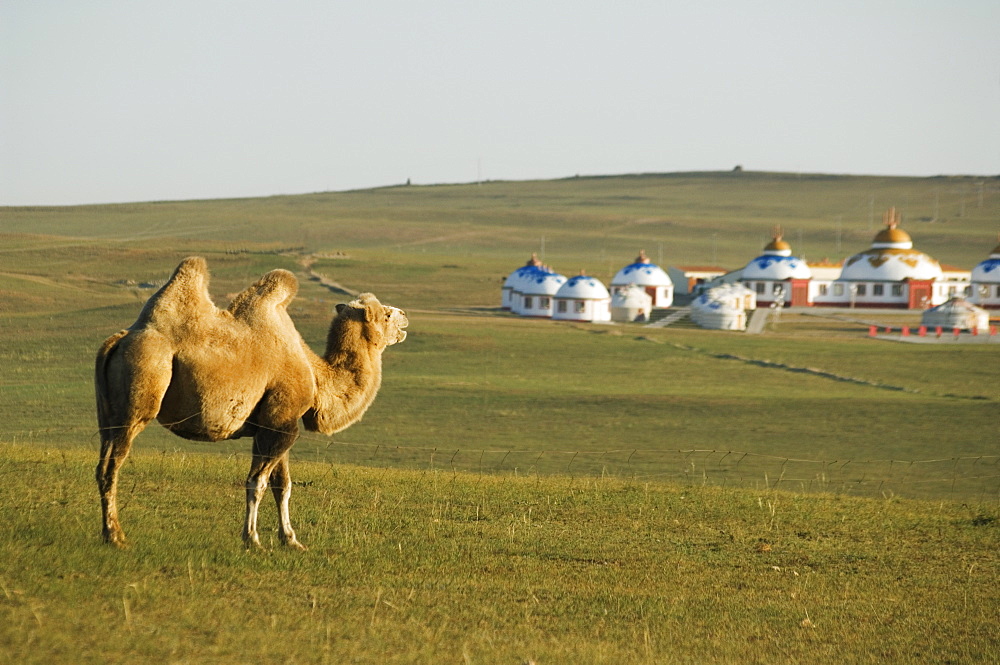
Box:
295;254;359;297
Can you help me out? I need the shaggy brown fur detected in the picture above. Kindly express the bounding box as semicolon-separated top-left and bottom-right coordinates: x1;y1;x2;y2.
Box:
95;257;407;549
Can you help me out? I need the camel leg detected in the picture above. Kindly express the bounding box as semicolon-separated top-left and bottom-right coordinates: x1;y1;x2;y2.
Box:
243;454;270;550
270;454;306;550
96;425;144;547
95;331;170;547
243;425;300;549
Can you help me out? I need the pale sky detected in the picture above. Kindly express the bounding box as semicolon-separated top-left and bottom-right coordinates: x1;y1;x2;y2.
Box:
2;1;998;206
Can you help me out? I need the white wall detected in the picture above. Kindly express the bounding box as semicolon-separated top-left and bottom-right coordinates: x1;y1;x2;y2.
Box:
552;298;611;322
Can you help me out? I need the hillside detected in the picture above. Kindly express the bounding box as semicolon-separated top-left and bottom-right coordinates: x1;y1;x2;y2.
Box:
1;171;998;663
1;171;998;502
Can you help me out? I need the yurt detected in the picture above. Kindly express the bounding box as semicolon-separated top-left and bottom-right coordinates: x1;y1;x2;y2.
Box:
610;250;673;308
690;284;754;331
611;284;653;322
691;294;746;330
552;272;612;322
707;282;757;311
516;268;567;318
971;236;1000;309
501;254;543;311
740;227;811;306
921;297;990;331
817;208;943;308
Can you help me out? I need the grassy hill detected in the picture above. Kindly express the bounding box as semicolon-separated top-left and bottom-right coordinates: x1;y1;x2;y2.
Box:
1;444;997;664
2;171;998;500
1;171;998;662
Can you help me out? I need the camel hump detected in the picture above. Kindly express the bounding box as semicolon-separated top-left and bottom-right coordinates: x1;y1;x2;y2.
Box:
227;269;299;325
133;257;217;330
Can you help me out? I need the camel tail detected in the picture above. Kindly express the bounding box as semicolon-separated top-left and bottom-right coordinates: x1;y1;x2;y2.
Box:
95;330;129;440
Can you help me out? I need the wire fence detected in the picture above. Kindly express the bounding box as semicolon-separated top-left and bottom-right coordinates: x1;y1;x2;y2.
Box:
5;425;998;504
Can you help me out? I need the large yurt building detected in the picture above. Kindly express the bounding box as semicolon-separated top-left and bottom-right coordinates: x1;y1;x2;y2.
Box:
814;208;945;308
501;254;544;311
516;268;567;318
552;272;612;322
922;297;990;331
971;237;1000;309
739;228;811;307
610;250;674;308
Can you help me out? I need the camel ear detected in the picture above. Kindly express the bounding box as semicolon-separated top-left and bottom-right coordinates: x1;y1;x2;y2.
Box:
336;302;369;321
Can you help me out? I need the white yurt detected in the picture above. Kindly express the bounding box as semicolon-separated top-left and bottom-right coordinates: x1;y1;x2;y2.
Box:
552;272;612;322
690;284;754;331
691;296;747;331
610;250;674;308
501;254;543;311
611;284;653;322
821;208;943;308
740;228;811;306
921;297;990;331
971;237;1000;309
516;268;567;318
706;282;757;311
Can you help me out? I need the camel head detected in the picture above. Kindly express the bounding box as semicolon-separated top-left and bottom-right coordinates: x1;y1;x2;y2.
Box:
333;293;408;349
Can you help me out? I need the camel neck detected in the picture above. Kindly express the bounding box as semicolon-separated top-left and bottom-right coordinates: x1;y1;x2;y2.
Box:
303;339;384;436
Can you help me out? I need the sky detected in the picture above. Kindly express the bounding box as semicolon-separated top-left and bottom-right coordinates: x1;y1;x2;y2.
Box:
2;1;998;206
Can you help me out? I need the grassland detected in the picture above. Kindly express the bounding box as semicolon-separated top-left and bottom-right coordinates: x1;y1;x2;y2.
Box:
0;171;998;662
1;444;997;664
2;172;998;498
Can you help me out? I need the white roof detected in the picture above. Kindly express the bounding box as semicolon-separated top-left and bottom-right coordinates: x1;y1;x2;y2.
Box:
926;297;986;315
555;274;610;300
840;248;942;282
742;254;811;280
693;283;754;311
503;264;541;289
971;249;1000;284
611;253;672;287
922;297;990;328
519;270;567;296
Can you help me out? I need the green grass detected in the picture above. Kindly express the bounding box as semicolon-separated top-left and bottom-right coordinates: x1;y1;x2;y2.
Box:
2;303;997;500
1;445;998;664
1;172;999;501
1;172;999;661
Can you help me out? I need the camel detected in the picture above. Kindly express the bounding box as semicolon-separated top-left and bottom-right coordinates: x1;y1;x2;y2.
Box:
94;257;407;550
